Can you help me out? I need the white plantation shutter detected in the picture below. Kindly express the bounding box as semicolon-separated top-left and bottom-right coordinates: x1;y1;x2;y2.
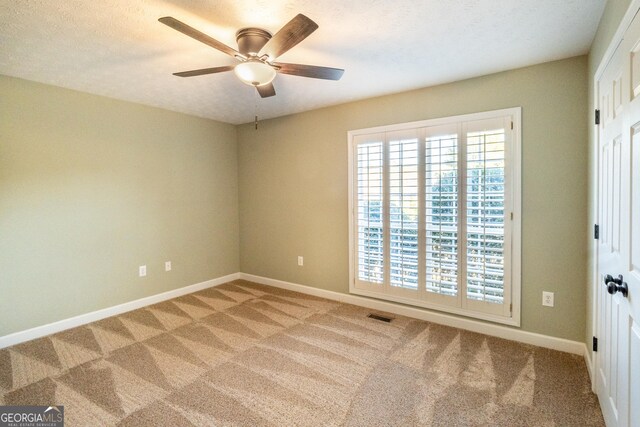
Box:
388;131;420;290
356;136;385;284
425;127;459;298
465;121;507;306
350;109;520;325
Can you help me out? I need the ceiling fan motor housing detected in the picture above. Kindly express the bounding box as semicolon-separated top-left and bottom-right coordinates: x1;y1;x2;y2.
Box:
236;28;272;56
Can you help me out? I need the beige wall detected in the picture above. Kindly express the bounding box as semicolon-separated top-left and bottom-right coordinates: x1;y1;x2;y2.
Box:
586;0;633;351
238;56;589;341
0;76;239;336
1;55;592;342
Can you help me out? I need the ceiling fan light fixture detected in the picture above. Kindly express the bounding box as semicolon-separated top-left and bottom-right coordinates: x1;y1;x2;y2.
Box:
234;60;276;86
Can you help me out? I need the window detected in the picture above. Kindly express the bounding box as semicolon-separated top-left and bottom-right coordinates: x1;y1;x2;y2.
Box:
348;108;521;325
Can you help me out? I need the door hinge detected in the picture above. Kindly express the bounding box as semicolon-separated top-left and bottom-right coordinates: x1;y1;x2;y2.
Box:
509;303;512;314
510;212;514;220
510;121;513;130
595;109;600;125
593;336;598;352
594;224;599;240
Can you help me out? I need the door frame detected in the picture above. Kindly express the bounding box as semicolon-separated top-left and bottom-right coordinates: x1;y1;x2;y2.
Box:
591;0;640;394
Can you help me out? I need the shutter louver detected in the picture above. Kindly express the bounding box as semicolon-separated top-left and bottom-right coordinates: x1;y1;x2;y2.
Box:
389;136;419;290
425;133;458;296
466;127;506;304
356;141;384;283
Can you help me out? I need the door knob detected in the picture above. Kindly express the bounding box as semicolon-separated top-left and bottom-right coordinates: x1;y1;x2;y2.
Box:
604;274;623;285
606;274;629;297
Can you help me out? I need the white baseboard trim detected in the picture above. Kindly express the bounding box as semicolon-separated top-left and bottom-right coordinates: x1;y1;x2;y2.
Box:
240;273;586;355
0;272;240;349
584;345;595;391
1;271;588;358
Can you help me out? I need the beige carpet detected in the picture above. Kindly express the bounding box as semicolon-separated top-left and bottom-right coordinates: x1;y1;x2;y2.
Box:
0;280;603;426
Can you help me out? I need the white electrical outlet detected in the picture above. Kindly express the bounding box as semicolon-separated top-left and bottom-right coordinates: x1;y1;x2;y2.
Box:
165;261;172;272
298;256;304;266
139;265;147;277
542;291;554;307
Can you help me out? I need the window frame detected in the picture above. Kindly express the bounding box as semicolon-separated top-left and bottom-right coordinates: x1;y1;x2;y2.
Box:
347;107;522;326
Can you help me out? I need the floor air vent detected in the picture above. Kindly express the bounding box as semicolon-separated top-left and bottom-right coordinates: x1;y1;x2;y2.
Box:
367;313;393;323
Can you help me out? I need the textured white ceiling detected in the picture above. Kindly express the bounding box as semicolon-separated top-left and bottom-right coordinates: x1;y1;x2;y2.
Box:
0;0;606;124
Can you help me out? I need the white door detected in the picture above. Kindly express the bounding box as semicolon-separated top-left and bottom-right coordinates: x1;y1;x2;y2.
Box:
596;10;640;427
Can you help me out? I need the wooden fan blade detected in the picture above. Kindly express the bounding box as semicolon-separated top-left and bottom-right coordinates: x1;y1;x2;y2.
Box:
256;83;276;98
259;14;318;60
173;65;234;77
159;17;242;59
274;62;344;80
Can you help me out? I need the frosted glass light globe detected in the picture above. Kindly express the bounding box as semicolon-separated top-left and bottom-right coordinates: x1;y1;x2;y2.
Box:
234;61;276;86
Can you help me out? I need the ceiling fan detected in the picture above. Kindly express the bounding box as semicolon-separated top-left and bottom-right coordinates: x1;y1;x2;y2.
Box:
159;14;344;98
